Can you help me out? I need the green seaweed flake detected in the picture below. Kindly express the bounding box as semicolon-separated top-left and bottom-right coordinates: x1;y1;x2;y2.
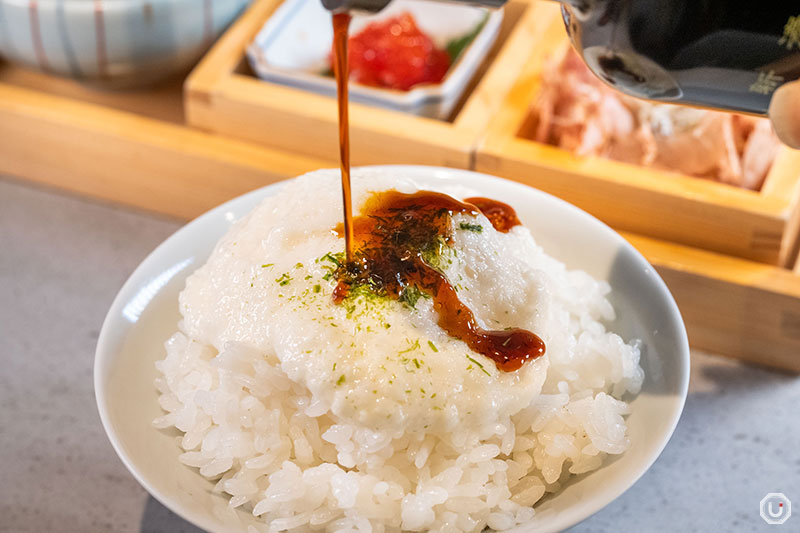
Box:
275;272;293;286
419;234;450;271
400;285;429;309
319;251;345;282
399;338;421;355
466;354;491;376
458;222;483;233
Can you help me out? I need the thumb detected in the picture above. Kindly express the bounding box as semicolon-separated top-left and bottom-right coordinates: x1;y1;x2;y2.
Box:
769;80;800;149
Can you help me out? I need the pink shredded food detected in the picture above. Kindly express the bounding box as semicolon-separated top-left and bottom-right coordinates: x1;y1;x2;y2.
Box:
532;48;781;190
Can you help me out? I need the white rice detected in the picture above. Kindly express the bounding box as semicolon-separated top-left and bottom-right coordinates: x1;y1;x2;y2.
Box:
154;169;644;532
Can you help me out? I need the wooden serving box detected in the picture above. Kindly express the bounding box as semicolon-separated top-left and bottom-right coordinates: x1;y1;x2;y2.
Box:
184;0;553;169
475;3;800;267
0;63;329;220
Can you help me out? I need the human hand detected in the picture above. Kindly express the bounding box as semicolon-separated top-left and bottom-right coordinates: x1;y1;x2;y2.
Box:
769;80;800;149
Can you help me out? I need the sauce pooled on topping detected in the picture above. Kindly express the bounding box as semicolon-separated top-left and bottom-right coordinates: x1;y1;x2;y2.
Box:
333;190;545;372
463;197;522;233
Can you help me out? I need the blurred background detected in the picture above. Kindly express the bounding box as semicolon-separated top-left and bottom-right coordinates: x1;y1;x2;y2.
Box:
1;0;799;531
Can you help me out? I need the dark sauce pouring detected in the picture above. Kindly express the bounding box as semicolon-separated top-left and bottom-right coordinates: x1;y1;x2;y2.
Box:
330;15;545;371
333;12;355;260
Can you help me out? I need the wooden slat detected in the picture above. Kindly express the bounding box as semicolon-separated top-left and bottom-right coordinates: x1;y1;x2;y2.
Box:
0;62;186;124
626;232;800;372
0;83;329;220
765;148;800;266
193;74;474;167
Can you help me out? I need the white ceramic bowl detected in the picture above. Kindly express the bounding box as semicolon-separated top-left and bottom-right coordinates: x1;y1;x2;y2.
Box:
0;0;250;87
247;0;502;118
95;165;690;533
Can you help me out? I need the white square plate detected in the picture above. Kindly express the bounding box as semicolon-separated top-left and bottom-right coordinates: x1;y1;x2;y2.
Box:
246;0;503;118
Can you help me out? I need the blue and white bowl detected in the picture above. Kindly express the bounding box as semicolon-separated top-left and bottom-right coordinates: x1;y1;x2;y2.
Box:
0;0;250;87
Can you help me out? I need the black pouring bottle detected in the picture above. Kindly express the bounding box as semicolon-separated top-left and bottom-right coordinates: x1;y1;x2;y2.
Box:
563;0;800;114
321;0;800;115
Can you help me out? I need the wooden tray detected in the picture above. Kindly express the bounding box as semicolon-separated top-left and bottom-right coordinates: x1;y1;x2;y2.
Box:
185;0;555;168
475;3;800;267
0;63;329;220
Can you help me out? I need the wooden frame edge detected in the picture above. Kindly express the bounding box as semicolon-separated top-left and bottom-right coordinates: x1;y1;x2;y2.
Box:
0;83;327;219
625;232;800;373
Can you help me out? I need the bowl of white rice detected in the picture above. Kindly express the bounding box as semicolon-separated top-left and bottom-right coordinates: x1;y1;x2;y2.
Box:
95;165;689;533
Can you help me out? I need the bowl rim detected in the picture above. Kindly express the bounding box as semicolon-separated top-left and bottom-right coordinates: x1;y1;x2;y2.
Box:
94;164;690;533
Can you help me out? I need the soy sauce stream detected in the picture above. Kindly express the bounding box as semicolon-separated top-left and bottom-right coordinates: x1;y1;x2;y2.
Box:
332;12;354;261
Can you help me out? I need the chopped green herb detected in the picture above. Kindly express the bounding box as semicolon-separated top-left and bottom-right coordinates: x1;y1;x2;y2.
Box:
318;252;345;283
336;374;346;386
427;340;439;352
466;354;491;376
319;252;344;267
275;272;292;286
295;262;304;269
399;339;421;354
458;222;483;233
413;358;421;369
305;274;313;280
419;234;450;271
400;286;423;309
384;323;391;329
313;284;321;293
261;263;274;268
333;362;337;371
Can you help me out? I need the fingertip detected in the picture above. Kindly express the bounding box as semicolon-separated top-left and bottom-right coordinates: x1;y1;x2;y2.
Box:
769;81;800;149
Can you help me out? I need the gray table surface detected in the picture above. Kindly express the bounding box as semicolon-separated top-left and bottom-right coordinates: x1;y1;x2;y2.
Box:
1;177;799;533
